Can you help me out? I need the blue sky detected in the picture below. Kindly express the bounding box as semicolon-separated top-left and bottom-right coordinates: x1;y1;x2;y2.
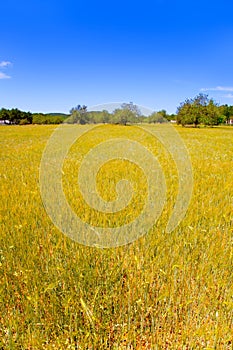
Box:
1;0;233;114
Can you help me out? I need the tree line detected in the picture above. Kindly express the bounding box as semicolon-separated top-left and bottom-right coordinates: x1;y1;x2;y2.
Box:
0;103;175;125
1;96;233;126
0;108;68;125
176;94;233;127
0;108;33;124
66;103;178;125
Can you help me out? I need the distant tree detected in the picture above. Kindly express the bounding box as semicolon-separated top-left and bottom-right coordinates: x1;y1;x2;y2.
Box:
24;112;33;124
177;94;219;127
176;100;195;126
121;102;141;117
200;99;219;126
112;108;136;125
68;105;88;124
148;111;167;123
0;108;32;124
158;110;176;122
69;105;87;114
102;110;110;123
32;113;65;124
218;104;233;124
0;108;10;122
32;114;46;124
8;108;22;124
157;109;167;119
229;105;233;118
219;104;230;123
167;113;177;121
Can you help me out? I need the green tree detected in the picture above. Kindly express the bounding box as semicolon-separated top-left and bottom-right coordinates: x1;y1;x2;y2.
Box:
218;104;233;124
176;99;196;126
68;105;88;124
200;99;219;126
112;108;136;125
148;112;167;123
0;108;10;122
121;102;141;117
177;94;219;127
9;108;22;124
102;110;110;123
0;108;32;124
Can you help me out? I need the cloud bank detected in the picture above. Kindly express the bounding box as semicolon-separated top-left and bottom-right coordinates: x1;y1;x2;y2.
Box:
200;86;233;92
0;60;12;79
0;61;11;68
0;72;11;79
223;93;233;98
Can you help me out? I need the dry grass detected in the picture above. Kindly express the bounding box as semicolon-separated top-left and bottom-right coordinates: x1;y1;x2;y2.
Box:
0;124;233;349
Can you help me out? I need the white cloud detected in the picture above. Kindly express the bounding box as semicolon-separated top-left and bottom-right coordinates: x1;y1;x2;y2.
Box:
0;61;12;79
222;93;233;98
0;72;11;79
0;61;11;68
200;86;233;92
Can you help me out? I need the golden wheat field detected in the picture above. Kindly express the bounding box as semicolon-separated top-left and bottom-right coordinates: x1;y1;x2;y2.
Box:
0;124;233;349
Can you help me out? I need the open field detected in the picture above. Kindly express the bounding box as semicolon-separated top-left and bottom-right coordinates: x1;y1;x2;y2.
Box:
0;124;233;349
